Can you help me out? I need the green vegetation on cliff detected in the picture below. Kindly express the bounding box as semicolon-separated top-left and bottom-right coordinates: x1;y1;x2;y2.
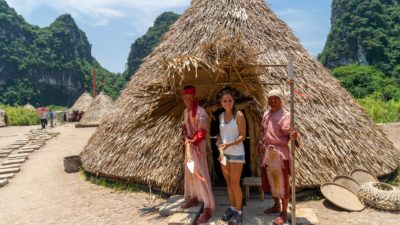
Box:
0;0;121;106
319;0;400;78
124;12;179;79
320;0;400;122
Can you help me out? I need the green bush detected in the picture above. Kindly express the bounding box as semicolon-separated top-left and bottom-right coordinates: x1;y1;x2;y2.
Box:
4;106;40;126
358;94;400;123
332;65;400;100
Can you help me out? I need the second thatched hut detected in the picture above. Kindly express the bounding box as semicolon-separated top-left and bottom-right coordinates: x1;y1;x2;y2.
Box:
69;92;94;122
24;104;35;111
77;92;113;127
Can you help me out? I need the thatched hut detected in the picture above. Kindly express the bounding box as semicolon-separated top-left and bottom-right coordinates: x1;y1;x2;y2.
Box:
80;0;399;194
24;103;35;111
77;92;113;127
69;92;94;122
0;109;8;127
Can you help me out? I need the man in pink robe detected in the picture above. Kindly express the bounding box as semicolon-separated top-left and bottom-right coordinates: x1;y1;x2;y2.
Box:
180;86;215;224
259;89;300;225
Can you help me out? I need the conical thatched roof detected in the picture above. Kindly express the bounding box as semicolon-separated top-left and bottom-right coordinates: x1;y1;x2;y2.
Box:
70;92;94;112
78;92;113;127
24;104;35;111
80;0;399;194
0;109;8;127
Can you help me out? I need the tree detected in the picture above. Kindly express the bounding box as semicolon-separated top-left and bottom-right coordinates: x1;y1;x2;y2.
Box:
1;79;38;105
332;64;400;100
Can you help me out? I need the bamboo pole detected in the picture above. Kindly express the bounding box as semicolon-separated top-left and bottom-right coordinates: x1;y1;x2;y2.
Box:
288;58;296;225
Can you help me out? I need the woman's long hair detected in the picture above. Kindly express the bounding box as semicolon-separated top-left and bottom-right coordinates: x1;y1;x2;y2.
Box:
220;88;238;118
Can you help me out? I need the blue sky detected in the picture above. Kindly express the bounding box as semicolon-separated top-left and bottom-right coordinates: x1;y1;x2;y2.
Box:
6;0;332;73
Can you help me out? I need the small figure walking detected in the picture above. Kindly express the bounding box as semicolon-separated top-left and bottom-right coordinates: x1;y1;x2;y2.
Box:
40;109;48;129
49;109;54;128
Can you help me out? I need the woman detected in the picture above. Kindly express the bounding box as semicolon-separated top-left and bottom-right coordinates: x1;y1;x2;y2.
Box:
216;88;246;224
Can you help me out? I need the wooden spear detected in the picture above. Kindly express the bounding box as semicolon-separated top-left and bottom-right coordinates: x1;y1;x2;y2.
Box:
288;58;296;225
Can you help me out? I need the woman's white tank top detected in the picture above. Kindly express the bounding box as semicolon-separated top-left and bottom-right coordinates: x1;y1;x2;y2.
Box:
219;112;245;156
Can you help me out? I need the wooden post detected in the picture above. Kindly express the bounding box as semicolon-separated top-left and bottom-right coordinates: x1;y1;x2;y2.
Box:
92;69;97;98
288;58;296;225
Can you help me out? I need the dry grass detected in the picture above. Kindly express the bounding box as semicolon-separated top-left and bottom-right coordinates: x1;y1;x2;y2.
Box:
80;0;399;194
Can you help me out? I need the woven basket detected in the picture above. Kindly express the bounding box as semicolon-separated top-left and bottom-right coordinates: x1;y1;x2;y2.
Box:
320;183;365;211
349;169;378;184
333;175;360;194
358;182;400;211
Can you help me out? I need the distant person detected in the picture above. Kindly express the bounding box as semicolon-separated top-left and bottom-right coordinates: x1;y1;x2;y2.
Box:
49;109;54;128
53;111;58;127
60;112;65;125
40;110;48;129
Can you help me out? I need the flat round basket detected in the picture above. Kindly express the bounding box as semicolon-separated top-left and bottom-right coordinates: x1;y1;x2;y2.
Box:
333;175;360;194
349;169;378;184
358;182;400;211
320;183;365;212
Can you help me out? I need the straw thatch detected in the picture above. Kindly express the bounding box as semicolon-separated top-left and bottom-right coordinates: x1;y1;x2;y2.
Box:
24;104;35;111
80;0;400;194
0;109;8;127
70;92;94;113
77;92;113;127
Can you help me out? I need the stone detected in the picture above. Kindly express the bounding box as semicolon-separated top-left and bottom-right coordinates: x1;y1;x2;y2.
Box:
0;154;8;158
18;150;34;154
0;150;13;154
3;146;19;150
2;159;25;165
168;213;197;225
295;208;319;225
167;195;185;203
9;143;24;146
0;179;8;187
0;168;20;174
0;164;22;169
0;173;15;179
159;198;203;216
9;154;29;159
22;146;39;150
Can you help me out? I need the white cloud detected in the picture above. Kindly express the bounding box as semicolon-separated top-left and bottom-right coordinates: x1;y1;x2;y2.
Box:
6;0;188;27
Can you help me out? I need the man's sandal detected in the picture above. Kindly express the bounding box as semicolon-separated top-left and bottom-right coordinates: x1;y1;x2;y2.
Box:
263;205;281;214
273;213;288;225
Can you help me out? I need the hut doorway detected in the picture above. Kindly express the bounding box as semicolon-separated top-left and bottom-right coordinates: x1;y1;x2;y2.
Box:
208;107;253;187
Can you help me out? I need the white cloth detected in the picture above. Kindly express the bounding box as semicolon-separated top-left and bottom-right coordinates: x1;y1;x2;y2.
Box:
219;112;245;156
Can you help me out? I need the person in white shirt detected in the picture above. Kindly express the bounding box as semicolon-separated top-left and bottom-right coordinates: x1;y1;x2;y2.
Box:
216;88;246;224
40;110;48;129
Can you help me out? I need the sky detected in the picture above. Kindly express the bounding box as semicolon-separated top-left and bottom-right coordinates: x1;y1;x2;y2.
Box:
5;0;332;74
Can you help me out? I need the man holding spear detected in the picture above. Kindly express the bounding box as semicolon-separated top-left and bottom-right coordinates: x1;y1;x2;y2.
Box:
180;85;215;224
259;88;300;225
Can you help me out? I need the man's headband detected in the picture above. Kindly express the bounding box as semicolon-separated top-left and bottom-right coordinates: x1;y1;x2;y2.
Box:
182;87;196;95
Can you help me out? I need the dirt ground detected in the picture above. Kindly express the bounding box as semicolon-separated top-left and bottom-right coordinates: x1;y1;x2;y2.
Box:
0;123;399;225
0;124;168;225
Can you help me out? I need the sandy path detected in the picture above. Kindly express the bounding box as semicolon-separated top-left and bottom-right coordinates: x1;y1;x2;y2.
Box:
0;124;167;225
